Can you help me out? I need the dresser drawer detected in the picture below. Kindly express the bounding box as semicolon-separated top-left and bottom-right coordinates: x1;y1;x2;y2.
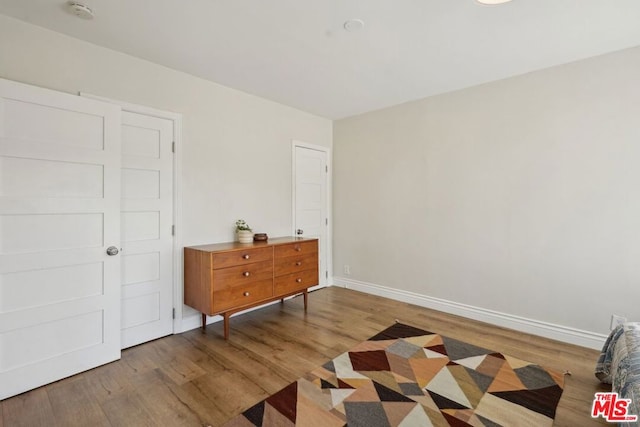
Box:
274;252;318;277
274;268;318;296
212;279;273;312
211;247;272;269
274;240;318;258
212;260;273;291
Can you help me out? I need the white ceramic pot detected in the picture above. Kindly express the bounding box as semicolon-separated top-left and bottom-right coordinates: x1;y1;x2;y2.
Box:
237;230;254;243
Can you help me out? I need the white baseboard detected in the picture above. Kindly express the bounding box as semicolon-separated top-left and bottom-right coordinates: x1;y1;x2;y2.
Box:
180;299;288;333
333;277;607;350
179;285;330;333
181;312;222;333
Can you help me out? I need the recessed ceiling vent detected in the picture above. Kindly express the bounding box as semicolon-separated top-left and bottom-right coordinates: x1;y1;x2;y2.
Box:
67;1;94;19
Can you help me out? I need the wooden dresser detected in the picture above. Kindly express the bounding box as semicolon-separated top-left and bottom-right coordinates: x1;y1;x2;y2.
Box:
184;237;318;339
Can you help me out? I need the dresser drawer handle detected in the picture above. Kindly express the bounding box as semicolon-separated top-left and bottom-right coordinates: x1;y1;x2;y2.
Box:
296;278;302;283
243;291;250;297
295;246;301;252
243;254;250;260
295;261;302;266
243;271;250;277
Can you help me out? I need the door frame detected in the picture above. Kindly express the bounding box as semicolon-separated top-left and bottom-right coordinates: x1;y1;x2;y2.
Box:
80;92;184;334
291;140;332;288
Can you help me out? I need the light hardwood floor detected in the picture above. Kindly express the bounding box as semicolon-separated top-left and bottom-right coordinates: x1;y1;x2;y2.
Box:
1;287;609;426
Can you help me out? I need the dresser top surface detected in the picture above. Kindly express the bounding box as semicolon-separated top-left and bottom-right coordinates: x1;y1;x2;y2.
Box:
185;236;317;253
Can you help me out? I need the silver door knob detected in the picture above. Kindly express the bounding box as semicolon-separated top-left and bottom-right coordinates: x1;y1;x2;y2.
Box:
296;229;303;235
106;246;119;256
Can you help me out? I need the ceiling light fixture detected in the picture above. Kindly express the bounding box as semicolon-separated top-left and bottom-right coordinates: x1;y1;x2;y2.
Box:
343;19;365;32
67;1;94;19
476;0;513;5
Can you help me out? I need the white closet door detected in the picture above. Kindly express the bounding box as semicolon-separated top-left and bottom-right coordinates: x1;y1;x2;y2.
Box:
294;145;328;287
120;111;174;348
0;78;122;400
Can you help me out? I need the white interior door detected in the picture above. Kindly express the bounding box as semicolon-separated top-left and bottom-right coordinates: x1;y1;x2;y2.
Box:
0;78;122;399
120;111;174;348
294;144;329;287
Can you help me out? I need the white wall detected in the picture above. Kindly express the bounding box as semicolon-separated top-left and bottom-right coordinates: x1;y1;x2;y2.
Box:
0;15;332;245
0;15;332;323
334;46;640;344
0;15;331;242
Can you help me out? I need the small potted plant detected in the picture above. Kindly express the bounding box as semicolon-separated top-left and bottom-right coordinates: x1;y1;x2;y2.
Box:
235;219;254;244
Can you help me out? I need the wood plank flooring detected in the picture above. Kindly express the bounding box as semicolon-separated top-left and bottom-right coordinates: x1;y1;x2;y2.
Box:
1;287;609;426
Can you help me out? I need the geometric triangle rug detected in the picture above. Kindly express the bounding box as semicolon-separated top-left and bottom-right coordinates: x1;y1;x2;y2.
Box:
222;322;565;427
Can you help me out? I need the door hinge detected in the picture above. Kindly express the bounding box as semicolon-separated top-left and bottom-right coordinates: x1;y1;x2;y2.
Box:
172;308;176;319
172;141;175;153
325;271;328;279
325;165;328;173
171;225;175;236
325;218;328;225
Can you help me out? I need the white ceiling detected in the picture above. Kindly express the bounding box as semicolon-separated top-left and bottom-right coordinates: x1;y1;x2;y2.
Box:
1;0;640;119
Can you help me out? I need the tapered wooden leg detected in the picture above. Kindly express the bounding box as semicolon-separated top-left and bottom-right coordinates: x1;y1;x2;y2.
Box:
201;313;207;332
280;298;285;304
223;312;231;340
303;291;308;311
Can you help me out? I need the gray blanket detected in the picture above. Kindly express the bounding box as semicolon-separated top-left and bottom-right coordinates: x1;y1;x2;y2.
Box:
595;322;640;426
